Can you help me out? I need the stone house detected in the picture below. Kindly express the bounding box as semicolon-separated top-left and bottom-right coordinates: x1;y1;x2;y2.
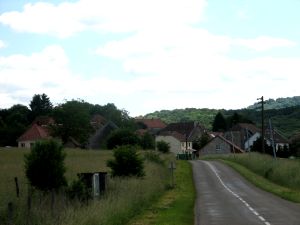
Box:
199;135;244;156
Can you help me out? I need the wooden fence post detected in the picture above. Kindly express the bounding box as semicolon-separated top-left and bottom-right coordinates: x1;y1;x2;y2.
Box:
26;185;32;225
14;177;19;198
8;202;13;225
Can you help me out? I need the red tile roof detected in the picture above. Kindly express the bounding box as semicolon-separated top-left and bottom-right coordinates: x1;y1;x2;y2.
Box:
136;118;166;129
17;124;50;142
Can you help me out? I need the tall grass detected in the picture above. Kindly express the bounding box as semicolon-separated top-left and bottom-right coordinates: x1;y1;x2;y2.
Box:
0;148;171;225
203;153;300;190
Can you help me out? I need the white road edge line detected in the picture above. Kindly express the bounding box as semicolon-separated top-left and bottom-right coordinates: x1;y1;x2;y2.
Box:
204;161;271;225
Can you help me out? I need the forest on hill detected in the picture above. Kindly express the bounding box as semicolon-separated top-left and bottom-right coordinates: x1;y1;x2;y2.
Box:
247;96;300;110
145;96;300;138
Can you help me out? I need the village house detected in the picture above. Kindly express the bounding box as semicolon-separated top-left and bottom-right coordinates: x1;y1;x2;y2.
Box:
17;123;51;148
224;123;289;151
17;114;118;149
199;135;244;156
135;118;167;135
155;121;206;154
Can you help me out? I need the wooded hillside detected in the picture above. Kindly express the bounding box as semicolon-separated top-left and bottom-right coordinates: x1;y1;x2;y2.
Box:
145;97;300;138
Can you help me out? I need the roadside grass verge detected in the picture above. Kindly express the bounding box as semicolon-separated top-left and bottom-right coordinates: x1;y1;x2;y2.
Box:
129;160;195;225
202;153;300;203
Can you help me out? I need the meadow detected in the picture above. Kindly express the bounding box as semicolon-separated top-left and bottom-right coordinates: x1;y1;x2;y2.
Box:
0;148;172;225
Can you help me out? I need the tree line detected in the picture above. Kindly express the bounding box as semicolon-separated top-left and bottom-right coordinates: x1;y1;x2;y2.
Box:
0;94;136;147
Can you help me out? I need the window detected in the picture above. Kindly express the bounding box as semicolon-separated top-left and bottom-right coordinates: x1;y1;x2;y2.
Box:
21;143;25;148
216;144;221;151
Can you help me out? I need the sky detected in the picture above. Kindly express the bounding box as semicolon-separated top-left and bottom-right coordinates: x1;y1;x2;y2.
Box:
0;0;300;116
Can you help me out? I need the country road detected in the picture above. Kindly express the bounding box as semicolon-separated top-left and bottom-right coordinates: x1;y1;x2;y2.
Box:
192;160;300;225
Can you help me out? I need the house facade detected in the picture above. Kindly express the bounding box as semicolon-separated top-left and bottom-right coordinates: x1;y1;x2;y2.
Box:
155;131;193;154
155;121;206;154
199;135;244;156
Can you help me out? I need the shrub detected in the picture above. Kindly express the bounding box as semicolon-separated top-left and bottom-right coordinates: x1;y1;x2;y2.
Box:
156;140;170;153
24;139;67;191
67;179;91;201
107;145;145;177
140;132;155;150
106;129;140;149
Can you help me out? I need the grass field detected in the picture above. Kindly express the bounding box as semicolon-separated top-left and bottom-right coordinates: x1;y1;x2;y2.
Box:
0;148;113;211
0;148;172;225
202;153;300;202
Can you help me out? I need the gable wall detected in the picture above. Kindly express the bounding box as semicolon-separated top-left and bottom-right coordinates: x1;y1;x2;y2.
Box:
155;136;181;154
200;137;232;155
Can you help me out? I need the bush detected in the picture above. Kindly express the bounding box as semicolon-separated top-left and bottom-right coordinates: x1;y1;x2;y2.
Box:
107;145;145;177
67;179;91;201
140;132;155;150
156;141;170;153
106;129;140;149
24;139;67;191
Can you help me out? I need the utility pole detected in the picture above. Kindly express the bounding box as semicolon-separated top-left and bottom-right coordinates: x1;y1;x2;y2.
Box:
257;96;265;153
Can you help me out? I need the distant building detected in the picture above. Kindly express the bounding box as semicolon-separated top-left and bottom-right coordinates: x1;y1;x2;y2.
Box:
199;135;244;156
135;118;167;135
224;123;289;151
156;131;193;154
17;123;51;148
156;121;206;154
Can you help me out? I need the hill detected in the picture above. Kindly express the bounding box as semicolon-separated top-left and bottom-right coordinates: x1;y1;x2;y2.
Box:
144;108;220;129
248;96;300;110
145;97;300;138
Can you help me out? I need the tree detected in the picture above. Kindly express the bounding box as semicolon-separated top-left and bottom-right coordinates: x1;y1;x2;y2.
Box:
29;93;53;120
193;133;211;150
156;140;170;153
227;112;253;129
107;145;145;177
25;140;67;191
106;128;140;149
212;112;227;132
90;103;135;128
51;100;92;145
0;104;30;146
140;132;155;150
250;137;273;155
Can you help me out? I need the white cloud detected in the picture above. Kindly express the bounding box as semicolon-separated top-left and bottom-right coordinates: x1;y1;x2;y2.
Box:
235;36;297;51
95;28;300;115
0;0;207;38
0;40;5;48
1;1;300;116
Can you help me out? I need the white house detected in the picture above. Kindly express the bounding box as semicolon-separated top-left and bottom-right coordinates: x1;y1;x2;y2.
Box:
155;131;193;154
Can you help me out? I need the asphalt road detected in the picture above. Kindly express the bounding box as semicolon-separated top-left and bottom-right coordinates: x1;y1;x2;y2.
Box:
192;160;300;225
